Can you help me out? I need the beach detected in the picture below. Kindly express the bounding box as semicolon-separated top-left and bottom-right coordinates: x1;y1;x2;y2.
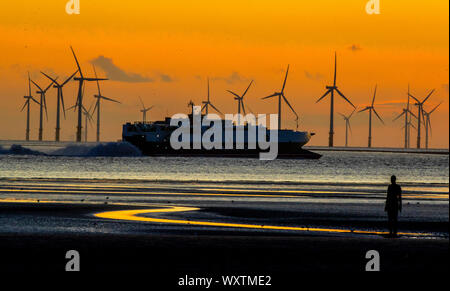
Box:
0;147;448;275
0;176;448;275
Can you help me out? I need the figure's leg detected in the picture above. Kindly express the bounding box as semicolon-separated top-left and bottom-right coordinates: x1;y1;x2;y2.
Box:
387;212;393;236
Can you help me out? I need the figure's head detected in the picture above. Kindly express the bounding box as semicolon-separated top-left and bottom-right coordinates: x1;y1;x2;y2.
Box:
391;175;397;184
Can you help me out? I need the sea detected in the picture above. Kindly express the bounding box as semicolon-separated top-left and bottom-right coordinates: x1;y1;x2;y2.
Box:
0;142;448;201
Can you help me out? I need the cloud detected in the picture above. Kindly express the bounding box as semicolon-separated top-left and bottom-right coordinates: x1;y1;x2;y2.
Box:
348;44;362;52
90;56;153;83
159;74;174;83
304;71;324;81
212;72;248;84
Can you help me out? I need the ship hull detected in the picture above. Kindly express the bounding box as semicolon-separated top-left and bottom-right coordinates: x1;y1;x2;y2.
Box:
123;136;322;159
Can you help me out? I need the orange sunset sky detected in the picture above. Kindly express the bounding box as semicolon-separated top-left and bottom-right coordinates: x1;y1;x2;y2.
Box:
0;0;448;148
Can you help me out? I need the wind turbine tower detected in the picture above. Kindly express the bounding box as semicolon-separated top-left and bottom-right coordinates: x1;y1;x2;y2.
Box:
316;53;355;147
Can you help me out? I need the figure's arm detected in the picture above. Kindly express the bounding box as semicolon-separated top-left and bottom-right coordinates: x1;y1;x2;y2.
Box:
398;186;402;212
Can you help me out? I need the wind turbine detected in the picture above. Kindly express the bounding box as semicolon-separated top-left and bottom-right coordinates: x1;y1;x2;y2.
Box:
422;102;442;149
227;80;253;125
70;46;108;142
41;70;78;142
338;108;356;147
262;65;298;130
92;65;121;142
393;87;417;149
408;89;434;149
202;78;222;116
316;53;355;147
83;102;94;142
358;85;384;148
139;97;154;123
31;78;55;141
21;72;40;141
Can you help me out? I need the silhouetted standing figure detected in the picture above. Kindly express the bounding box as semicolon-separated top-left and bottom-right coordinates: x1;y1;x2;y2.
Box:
385;175;402;237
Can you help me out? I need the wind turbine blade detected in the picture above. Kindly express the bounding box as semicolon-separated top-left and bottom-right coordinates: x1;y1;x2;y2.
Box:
338;113;346;119
393;111;405;122
44;79;56;92
429;102;442;114
242;80;254;98
20;100;28;112
66;104;77;111
371;85;377;106
27;72;32;96
333;52;337;86
262;93;279;100
41;72;59;86
348;107;357;119
241;100;247;116
281;65;289;93
335;88;356;108
227;90;240;99
316;89;331;103
70;46;83;78
62;70;79;87
31;97;40;105
44;95;48;121
373;108;384;124
358;107;370;113
408;93;420;104
101;96;121;104
31;80;43;92
92;65;102;96
207;78;210;102
428;118;432;136
407;109;417;119
61;90;66;119
209;103;222;115
282;94;298;119
139;96;145;109
422;89;435;104
348;120;352;135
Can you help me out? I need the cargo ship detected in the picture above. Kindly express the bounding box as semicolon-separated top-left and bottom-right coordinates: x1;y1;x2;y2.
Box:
122;112;321;159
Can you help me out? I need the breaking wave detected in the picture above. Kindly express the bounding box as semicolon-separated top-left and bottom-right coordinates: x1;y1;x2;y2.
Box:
0;142;142;157
0;145;46;156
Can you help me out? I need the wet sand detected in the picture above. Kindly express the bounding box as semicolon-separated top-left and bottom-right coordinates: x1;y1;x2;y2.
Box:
0;200;448;276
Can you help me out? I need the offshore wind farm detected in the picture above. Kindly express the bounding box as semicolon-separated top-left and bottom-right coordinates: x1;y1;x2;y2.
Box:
7;47;446;153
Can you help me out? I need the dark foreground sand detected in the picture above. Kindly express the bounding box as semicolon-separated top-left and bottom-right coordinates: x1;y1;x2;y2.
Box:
0;201;448;279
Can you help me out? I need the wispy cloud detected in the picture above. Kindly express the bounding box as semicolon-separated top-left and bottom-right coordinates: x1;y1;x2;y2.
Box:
159;74;174;83
212;72;248;84
91;56;153;83
348;44;362;52
304;71;324;81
